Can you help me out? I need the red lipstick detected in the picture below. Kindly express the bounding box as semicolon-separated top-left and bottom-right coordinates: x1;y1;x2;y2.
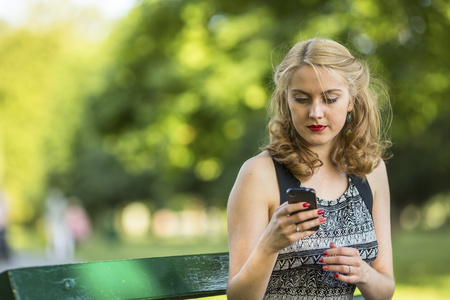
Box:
308;125;327;132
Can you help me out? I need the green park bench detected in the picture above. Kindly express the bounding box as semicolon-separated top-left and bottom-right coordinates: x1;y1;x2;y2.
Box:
0;252;365;299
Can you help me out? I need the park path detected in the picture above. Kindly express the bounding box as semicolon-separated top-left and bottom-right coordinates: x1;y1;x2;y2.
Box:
0;250;79;273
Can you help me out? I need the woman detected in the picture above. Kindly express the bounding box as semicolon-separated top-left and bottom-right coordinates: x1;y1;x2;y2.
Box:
226;38;395;300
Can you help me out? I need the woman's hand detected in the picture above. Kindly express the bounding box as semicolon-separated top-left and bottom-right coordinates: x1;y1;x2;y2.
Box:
320;242;369;284
261;202;326;254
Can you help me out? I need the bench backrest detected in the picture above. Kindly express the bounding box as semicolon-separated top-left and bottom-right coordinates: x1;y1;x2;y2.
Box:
0;252;229;300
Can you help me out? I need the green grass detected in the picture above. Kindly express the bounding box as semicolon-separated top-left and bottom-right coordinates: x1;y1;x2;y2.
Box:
76;234;229;262
392;228;450;299
75;229;450;299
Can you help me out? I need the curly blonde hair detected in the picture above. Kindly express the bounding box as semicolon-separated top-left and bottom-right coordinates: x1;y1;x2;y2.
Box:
263;38;391;179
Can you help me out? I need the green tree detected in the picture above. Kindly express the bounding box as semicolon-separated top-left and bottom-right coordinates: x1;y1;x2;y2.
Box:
0;3;106;224
62;0;450;215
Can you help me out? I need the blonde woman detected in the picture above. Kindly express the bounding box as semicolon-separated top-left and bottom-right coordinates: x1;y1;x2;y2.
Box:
227;38;394;300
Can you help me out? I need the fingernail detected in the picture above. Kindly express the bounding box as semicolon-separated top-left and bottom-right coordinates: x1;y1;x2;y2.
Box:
317;209;325;215
322;265;328;270
334;273;339;278
319;217;327;223
323;251;328;255
318;257;324;263
303;203;310;208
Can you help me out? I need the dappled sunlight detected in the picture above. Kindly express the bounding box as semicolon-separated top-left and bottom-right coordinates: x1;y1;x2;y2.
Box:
222;119;245;140
174;124;197;145
399;204;421;230
135;206;225;239
152;209;179;238
195;158;223;181
169;146;195;169
399;193;450;231
121;202;151;237
425;201;447;229
244;85;267;110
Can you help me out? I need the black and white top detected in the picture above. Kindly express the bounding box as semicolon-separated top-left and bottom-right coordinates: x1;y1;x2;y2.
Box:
264;160;379;300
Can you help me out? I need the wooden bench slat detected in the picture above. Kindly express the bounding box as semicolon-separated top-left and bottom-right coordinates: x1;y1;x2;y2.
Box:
0;252;229;300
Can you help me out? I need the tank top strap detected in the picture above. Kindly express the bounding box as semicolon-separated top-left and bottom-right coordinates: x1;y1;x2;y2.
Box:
350;174;373;216
272;158;300;204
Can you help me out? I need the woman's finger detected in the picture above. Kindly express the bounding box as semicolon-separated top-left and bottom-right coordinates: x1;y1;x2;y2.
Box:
319;254;355;267
322;263;356;275
333;273;357;284
323;243;360;257
284;202;312;215
295;216;326;231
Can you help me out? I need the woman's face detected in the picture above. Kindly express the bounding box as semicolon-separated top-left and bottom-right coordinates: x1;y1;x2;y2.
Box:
287;65;353;153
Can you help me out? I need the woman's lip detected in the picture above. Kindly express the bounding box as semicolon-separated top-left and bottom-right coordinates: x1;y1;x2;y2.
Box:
307;125;327;132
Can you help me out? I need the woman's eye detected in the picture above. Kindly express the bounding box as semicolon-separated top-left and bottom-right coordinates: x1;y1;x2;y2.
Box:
325;97;338;104
294;97;309;103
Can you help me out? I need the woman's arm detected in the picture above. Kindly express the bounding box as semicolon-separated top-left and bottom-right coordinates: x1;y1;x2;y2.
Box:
226;154;279;300
320;160;395;300
226;152;324;300
357;160;395;299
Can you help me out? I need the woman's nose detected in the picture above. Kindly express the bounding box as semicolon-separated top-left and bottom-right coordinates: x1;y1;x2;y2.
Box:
309;102;325;119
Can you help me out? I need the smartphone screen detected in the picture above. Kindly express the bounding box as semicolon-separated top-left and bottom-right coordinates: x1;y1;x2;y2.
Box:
286;187;319;231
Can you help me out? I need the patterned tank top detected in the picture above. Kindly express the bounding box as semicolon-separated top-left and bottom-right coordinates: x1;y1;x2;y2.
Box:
264;161;379;300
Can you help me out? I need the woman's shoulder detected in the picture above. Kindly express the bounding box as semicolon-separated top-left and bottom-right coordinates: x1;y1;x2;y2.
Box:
366;159;387;183
241;150;274;172
237;151;279;183
230;151;279;202
365;159;389;201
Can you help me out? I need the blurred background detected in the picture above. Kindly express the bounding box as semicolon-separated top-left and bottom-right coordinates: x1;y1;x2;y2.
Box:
0;0;449;299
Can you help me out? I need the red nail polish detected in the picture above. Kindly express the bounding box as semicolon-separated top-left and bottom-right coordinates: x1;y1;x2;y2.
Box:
323;251;328;255
319;217;327;223
317;209;325;215
318;257;324;263
303;203;310;208
322;265;329;270
334;273;339;278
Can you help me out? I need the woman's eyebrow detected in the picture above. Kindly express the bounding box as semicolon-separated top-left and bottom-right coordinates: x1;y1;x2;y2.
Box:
290;89;310;96
323;89;343;94
290;88;342;95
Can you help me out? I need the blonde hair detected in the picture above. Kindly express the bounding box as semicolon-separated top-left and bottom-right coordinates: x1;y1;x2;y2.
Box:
263;38;392;179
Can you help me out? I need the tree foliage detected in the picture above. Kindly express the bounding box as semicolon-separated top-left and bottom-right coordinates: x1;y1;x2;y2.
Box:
0;3;106;223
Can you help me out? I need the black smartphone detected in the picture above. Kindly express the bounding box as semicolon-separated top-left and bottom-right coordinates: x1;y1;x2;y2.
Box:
286;187;320;231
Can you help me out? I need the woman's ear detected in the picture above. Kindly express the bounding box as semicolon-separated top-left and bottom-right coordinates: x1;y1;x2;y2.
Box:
348;97;356;112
